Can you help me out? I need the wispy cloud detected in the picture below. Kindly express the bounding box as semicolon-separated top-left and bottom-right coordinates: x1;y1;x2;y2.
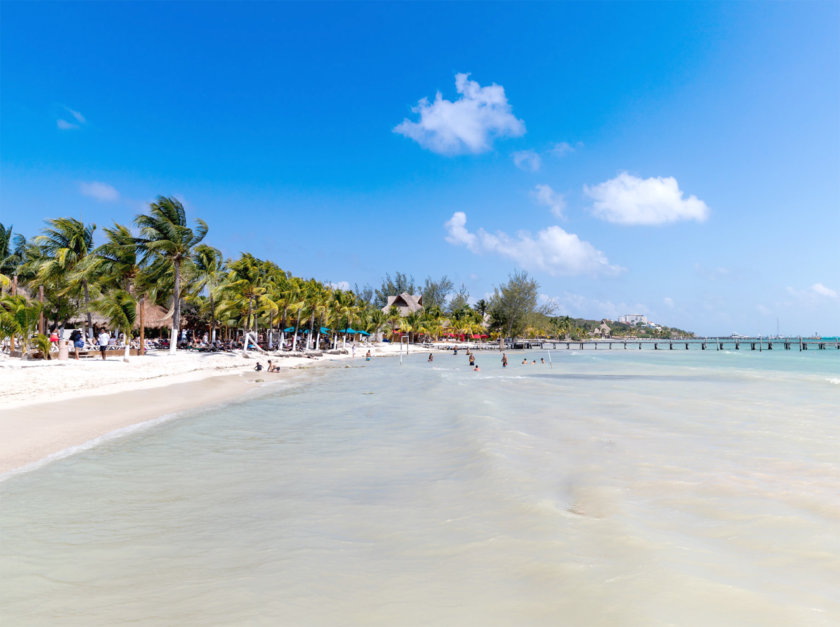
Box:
512;150;541;171
394;73;525;155
584;172;709;225
79;181;119;202
663;297;675;308
328;281;351;291
532;184;566;218
444;211;622;277
809;283;837;299
695;264;732;281
57;106;86;130
549;141;579;157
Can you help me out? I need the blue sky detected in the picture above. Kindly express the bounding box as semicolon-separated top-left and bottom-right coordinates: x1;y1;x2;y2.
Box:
2;1;838;335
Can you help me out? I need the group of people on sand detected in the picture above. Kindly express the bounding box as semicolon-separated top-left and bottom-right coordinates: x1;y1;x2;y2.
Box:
61;329;114;360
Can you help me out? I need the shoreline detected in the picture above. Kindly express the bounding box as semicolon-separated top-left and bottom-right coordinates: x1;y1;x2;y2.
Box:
0;343;422;478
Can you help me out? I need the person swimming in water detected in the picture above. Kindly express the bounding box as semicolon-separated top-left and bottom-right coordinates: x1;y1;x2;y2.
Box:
469;354;475;366
428;353;434;362
365;350;371;361
501;353;508;367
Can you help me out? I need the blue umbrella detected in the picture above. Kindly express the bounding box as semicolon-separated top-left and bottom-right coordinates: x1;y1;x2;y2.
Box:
357;330;370;336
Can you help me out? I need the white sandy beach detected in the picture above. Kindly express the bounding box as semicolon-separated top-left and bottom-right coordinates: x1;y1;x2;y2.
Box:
0;343;421;477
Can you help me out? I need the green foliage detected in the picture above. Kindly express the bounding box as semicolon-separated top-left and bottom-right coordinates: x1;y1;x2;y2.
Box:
447;283;470;314
488;270;539;339
374;271;417;308
0;294;43;353
94;290;137;334
422;275;453;311
31;333;52;360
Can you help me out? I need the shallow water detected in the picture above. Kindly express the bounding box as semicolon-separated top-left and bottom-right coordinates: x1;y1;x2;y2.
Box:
1;350;839;625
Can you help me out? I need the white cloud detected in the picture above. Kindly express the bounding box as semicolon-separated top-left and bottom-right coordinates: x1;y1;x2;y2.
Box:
328;281;351;291
550;141;578;157
810;283;838;299
79;181;119;202
57;106;86;130
394;73;525;155
663;297;674;308
65;107;86;124
444;211;621;277
512;150;541;171
532;184;566;218
584;172;709;225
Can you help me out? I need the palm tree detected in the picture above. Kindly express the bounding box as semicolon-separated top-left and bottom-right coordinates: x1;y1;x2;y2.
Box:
82;223;146;353
135;196;207;353
1;294;43;355
191;244;225;343
94;290;136;361
33;218;96;339
0;223;21;290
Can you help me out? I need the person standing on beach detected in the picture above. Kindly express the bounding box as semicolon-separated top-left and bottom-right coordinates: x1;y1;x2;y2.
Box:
97;329;110;360
69;329;83;360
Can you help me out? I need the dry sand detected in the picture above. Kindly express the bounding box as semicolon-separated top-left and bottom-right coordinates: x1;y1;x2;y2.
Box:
0;343;415;477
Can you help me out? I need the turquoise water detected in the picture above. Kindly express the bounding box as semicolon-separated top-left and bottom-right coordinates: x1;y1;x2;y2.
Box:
1;350;839;625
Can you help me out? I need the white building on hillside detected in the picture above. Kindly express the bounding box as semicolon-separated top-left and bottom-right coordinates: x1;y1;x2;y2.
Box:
618;314;648;325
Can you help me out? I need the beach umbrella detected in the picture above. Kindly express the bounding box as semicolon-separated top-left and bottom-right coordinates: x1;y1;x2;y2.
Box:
357;330;370;336
283;327;296;333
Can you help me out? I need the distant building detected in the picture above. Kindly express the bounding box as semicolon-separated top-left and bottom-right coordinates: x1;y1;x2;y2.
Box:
618;314;647;325
382;293;423;316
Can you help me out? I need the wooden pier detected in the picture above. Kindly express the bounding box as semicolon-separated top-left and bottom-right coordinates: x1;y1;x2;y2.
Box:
524;338;840;352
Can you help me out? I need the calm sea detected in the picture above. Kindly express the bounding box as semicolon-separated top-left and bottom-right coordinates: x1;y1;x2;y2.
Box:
1;349;838;625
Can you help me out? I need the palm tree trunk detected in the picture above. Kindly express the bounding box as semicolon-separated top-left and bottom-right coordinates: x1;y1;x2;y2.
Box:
139;296;145;355
247;296;253;333
292;309;301;352
170;259;181;353
279;306;287;350
83;280;92;340
307;312;315;350
210;293;216;343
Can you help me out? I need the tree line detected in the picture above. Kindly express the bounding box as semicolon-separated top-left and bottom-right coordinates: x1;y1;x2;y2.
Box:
0;196;556;357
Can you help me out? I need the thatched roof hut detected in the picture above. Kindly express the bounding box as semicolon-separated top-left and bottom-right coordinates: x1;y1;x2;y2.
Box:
135;300;172;329
66;300;171;330
382;293;423;316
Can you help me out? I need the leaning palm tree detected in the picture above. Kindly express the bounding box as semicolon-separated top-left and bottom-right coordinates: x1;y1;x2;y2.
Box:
135;196;207;353
33;218;96;339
